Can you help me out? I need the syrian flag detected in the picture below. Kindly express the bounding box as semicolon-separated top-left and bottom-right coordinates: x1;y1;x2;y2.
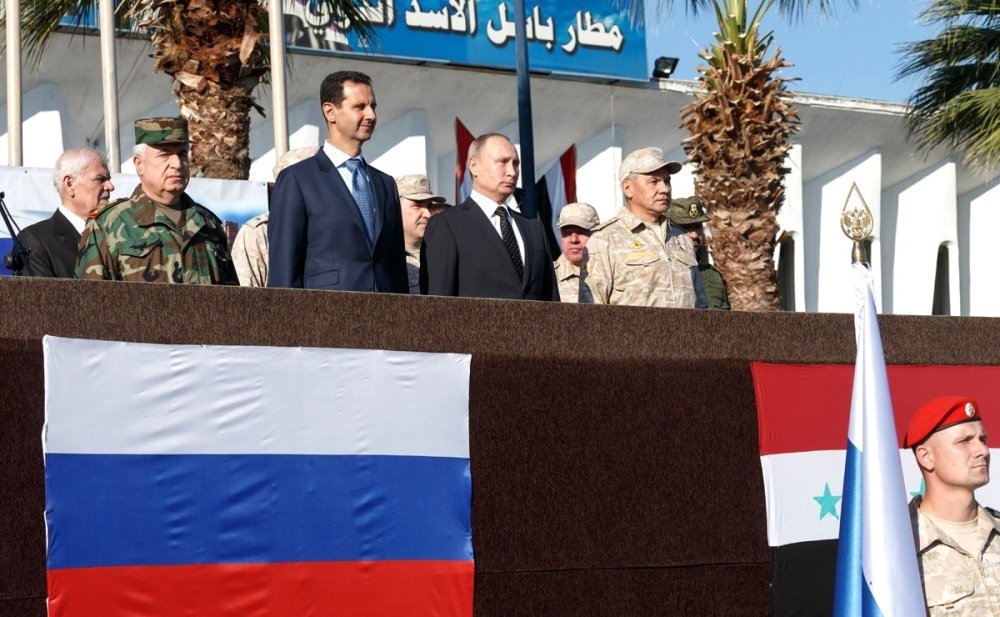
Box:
752;359;1000;613
455;118;474;205
44;336;473;617
535;146;576;257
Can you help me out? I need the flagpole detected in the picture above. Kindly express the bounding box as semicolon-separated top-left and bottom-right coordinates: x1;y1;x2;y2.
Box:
512;0;537;218
832;185;925;616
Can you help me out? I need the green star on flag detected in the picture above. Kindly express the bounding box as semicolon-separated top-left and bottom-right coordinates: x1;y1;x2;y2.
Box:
814;482;841;520
910;479;926;498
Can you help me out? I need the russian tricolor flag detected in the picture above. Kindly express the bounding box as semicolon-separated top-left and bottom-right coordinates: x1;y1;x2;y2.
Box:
832;262;924;616
43;337;473;617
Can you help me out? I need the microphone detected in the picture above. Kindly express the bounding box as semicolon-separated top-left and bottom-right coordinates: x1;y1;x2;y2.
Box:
0;191;33;275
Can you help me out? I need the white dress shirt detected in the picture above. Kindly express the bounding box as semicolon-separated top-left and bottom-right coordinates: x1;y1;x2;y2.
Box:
322;141;365;200
58;205;87;235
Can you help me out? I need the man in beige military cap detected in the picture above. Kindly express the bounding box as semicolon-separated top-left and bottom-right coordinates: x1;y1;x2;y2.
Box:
583;147;698;307
904;396;1000;616
553;202;599;303
668;196;729;310
76;116;237;284
396;174;448;294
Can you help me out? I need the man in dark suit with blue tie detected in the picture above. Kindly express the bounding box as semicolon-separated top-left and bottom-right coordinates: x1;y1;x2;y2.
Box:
420;133;558;301
16;147;114;277
268;71;408;292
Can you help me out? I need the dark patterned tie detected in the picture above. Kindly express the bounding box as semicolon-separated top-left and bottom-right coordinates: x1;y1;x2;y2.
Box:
344;158;376;243
495;206;523;280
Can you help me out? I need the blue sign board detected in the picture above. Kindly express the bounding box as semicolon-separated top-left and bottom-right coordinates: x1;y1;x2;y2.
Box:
285;0;647;81
60;1;646;82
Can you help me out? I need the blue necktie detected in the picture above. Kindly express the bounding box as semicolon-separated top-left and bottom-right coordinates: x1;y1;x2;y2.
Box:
345;158;376;243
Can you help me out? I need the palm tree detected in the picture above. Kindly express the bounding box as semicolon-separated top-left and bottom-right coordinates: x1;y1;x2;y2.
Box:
897;0;1000;170
4;0;373;179
679;0;800;311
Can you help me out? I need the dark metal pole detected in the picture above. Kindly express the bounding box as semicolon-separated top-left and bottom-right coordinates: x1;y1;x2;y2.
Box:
512;0;537;218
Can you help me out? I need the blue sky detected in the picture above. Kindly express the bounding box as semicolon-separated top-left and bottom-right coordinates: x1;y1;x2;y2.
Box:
644;0;939;102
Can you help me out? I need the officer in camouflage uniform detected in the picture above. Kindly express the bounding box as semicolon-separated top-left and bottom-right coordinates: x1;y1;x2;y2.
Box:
76;117;237;284
583;147;697;308
668;196;730;310
553;202;599;303
903;396;1000;616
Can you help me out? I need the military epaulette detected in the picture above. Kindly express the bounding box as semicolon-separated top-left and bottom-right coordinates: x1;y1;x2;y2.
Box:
89;198;128;219
591;216;619;233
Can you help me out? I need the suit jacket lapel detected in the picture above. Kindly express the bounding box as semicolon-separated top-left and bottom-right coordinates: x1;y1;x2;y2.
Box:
316;149;371;247
464;198;528;283
513;213;535;292
51;210;81;254
365;161;386;242
462;199;509;264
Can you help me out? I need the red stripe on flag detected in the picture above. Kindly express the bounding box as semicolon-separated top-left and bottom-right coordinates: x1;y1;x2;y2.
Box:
560;146;576;203
48;560;474;617
752;363;1000;456
455;118;474;204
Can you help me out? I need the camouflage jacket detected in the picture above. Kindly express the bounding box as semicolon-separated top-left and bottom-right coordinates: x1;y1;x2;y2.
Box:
583;207;697;308
232;212;269;287
76;185;237;285
911;496;1000;616
405;246;421;295
553;253;593;304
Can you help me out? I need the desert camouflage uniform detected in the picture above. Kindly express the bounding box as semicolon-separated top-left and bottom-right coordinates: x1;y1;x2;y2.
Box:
553;253;593;303
232;212;269;287
910;496;1000;616
76;185;237;284
583;207;697;308
405;246;421;295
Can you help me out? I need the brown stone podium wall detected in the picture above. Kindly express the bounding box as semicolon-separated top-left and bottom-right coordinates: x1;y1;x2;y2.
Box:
2;278;1000;616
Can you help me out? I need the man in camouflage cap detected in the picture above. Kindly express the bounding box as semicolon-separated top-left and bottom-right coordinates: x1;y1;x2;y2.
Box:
668;196;730;310
396;173;448;294
76;117;237;284
904;396;1000;615
583;147;698;307
553;202;599;303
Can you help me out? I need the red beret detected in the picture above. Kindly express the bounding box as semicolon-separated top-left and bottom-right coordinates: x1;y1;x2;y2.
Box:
903;396;981;448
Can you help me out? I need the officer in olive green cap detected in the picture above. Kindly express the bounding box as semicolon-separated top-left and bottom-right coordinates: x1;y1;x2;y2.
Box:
76;117;237;284
668;196;730;310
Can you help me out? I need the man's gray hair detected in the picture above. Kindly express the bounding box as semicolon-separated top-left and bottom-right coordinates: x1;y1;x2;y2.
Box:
467;132;511;162
132;142;148;159
52;147;108;196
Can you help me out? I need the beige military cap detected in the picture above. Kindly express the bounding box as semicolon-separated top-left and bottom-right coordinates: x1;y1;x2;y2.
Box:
557;202;600;231
619;147;683;183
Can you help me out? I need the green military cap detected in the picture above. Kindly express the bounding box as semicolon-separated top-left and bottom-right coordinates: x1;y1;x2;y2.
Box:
668;196;710;225
134;117;189;146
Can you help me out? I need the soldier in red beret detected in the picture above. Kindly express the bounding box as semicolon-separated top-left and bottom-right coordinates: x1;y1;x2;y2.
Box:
904;396;1000;615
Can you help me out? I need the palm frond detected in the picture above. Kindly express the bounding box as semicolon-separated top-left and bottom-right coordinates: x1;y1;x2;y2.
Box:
2;0;142;63
919;0;1000;23
898;0;1000;168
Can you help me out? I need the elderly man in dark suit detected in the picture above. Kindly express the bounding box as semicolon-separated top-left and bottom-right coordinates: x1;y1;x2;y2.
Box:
268;71;408;292
420;133;558;301
15;147;114;277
